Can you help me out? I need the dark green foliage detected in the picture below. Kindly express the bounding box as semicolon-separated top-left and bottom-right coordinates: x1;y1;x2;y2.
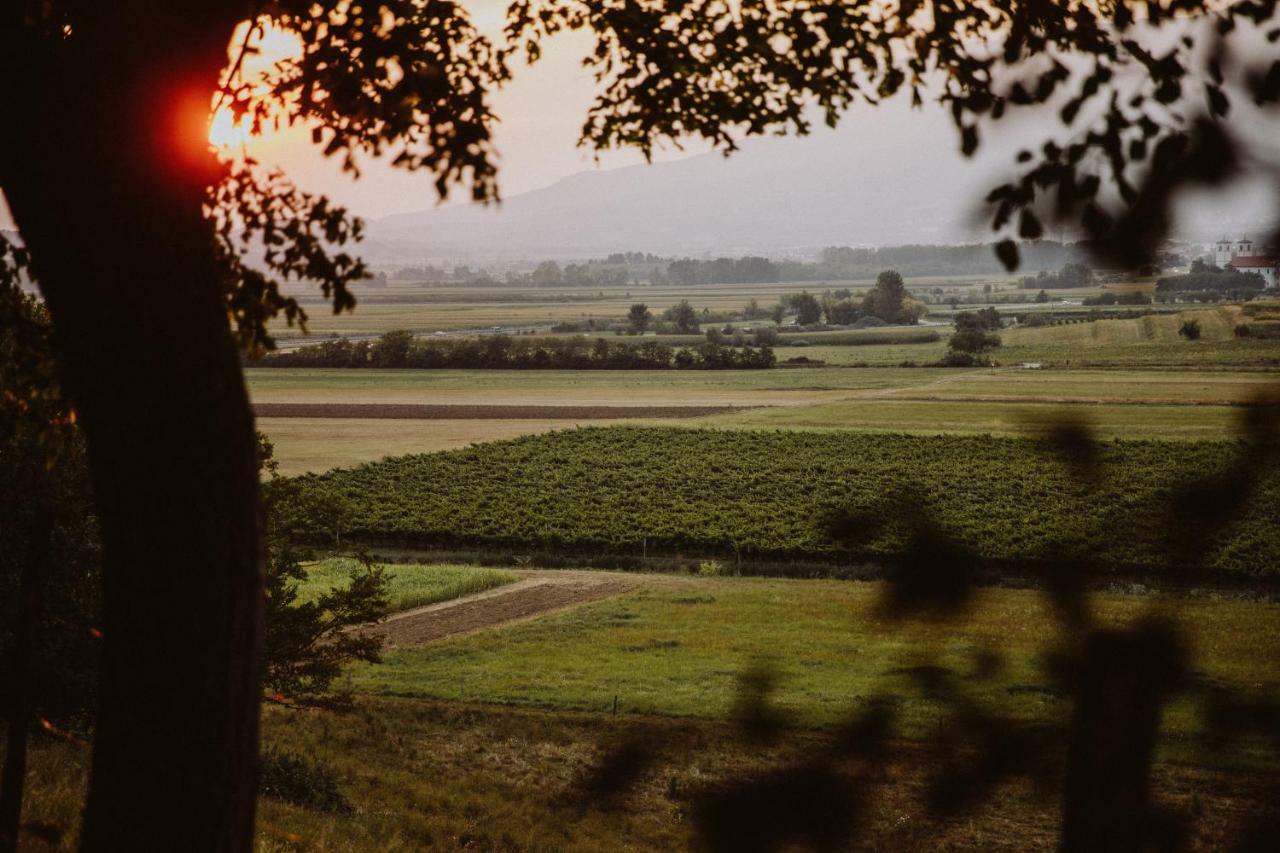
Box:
0;284;100;724
945;309;1002;363
369;329;414;367
1157;272;1266;294
664;300;701;333
1179;320;1203;340
260;437;388;700
259;747;351;813
283;428;1280;577
753;327;780;346
821;296;861;326
954;308;1002;332
627;303;652;334
1020;263;1093;289
261;332;775;370
947;329;1001;353
667;257;780;286
862;271;908;323
1083;292;1152;306
788;292;822;325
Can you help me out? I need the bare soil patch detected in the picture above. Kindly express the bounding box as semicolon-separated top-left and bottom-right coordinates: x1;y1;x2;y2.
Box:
254;402;755;420
366;571;636;647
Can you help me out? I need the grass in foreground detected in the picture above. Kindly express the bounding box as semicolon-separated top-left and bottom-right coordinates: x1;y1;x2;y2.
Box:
298;559;517;613
14;688;1275;851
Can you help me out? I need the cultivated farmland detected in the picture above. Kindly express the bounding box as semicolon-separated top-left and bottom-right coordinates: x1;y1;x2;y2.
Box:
285;427;1280;577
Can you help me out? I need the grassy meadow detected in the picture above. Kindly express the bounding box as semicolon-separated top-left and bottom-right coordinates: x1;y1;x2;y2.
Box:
15;572;1278;851
297;559;517;612
353;575;1280;750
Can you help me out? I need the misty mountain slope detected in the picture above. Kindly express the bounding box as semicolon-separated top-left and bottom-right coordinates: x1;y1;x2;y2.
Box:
371;111;1007;258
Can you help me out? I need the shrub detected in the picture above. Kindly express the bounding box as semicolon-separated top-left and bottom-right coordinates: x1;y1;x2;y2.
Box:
753;326;779;346
1179;319;1202;340
260;747;351;813
948;328;1001;354
698;560;727;577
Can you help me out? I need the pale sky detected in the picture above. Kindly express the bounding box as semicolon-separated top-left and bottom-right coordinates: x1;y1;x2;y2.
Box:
217;1;695;220
2;4;1275;239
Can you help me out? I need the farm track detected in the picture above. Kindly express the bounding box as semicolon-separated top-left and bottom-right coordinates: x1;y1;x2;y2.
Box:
254;403;760;419
365;570;639;647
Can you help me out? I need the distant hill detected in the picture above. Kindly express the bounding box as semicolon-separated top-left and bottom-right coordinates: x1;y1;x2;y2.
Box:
368;109;1013;260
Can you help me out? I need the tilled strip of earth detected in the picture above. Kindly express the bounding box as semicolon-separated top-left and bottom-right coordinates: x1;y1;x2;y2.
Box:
363;572;638;647
254;403;758;419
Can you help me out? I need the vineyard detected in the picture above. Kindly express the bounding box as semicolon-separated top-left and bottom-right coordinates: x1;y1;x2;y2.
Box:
287;427;1280;578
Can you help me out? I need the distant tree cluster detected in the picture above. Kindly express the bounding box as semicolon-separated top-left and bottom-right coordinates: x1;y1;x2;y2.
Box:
801;242;1079;279
786;271;927;327
653;243;1083;286
1019;262;1093;289
1083;291;1152;306
939;309;1003;366
261;331;776;370
1156;271;1266;296
389;260;632;288
667;256;781;286
605;251;662;264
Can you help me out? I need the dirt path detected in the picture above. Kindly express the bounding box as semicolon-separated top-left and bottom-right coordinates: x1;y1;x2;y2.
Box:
365;570;639;647
254;402;758;419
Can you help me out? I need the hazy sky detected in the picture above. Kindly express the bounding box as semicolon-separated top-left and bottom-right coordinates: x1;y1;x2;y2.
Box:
2;3;1274;239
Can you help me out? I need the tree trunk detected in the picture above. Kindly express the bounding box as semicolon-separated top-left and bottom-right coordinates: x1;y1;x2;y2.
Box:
0;6;262;849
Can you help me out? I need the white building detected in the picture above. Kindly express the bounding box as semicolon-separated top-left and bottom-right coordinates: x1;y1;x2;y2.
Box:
1213;236;1255;267
1228;255;1279;287
1209;236;1277;287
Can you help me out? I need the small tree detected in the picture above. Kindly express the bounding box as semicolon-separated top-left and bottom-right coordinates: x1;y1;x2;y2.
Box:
863;270;908;323
790;291;822;325
626;303;652;334
1179;319;1202;340
259;435;388;700
370;329;414;367
753;327;780;346
665;299;700;333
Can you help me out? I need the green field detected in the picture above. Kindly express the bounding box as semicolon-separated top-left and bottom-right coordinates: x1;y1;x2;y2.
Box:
268;276;1014;337
287;427;1280;576
354;575;1280;748
245;364;948;406
298;559;517;612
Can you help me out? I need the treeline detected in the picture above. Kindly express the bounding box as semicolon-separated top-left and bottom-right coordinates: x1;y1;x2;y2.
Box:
1019;262;1092;289
388;241;1082;288
259;331;776;370
390;260;633;288
806;241;1079;279
666;256;780;285
657;242;1081;285
1156;271;1266;295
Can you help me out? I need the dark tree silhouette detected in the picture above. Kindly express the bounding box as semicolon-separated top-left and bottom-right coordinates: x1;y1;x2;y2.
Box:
627;302;652;334
2;1;1278;849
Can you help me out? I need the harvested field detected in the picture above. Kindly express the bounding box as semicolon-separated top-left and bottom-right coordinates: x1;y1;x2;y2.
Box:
254;402;754;419
257;418;626;475
365;571;634;647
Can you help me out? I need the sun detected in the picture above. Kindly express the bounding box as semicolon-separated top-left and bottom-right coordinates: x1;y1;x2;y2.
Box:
208;19;303;152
